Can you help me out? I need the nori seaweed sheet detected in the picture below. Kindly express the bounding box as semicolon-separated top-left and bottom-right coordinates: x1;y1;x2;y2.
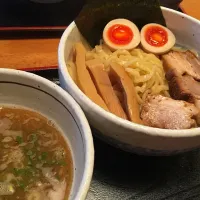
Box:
75;0;166;47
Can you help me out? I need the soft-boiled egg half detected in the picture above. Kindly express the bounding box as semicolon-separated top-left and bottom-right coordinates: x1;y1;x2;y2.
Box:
141;23;176;54
103;19;140;51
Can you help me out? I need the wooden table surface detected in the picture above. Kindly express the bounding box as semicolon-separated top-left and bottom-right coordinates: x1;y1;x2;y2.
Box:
180;0;200;20
0;38;60;70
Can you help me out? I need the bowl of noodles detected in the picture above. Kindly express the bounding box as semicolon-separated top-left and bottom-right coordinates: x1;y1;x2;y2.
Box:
58;7;200;155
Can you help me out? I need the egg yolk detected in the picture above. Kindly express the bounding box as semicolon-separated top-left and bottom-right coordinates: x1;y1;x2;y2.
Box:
145;26;168;47
107;24;133;45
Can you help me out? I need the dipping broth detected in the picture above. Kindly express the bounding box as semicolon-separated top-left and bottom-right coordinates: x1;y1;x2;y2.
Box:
0;107;73;200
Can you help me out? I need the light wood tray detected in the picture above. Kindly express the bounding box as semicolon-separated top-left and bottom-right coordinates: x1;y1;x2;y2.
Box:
180;0;200;20
0;36;60;70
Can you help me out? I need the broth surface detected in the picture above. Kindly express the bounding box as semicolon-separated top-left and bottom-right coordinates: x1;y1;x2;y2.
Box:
0;107;73;200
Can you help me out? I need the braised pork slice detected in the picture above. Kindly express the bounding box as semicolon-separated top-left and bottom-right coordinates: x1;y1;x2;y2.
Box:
162;50;200;81
168;74;200;102
141;95;199;129
162;50;200;124
167;74;200;124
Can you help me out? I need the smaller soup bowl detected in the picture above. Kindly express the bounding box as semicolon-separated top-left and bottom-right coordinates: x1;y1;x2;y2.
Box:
58;7;200;156
0;68;94;199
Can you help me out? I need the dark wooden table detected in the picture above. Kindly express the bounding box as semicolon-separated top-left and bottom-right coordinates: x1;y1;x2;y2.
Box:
0;0;84;27
1;1;200;200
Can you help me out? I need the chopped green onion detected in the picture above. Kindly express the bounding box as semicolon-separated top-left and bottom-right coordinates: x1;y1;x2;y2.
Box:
13;168;21;176
38;152;48;161
44;159;54;166
29;133;38;143
16;136;23;144
26;150;33;156
56;160;67;166
13;167;36;177
41;152;48;160
16;180;26;190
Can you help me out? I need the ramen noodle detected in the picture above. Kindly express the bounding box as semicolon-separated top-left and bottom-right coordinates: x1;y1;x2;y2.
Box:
85;44;169;104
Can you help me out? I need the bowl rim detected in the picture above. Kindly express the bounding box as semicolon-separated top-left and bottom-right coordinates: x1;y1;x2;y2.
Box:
58;7;200;138
0;68;94;200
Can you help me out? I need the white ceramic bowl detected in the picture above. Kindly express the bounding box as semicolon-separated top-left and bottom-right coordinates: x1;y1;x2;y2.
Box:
0;68;94;199
58;7;200;156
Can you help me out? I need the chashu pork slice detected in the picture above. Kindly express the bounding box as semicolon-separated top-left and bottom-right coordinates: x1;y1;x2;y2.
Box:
167;74;200;124
168;74;200;102
162;50;200;124
141;95;199;129
162;50;200;81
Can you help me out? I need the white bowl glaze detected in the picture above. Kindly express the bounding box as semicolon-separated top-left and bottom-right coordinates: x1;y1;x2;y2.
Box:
58;7;200;155
0;68;94;199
